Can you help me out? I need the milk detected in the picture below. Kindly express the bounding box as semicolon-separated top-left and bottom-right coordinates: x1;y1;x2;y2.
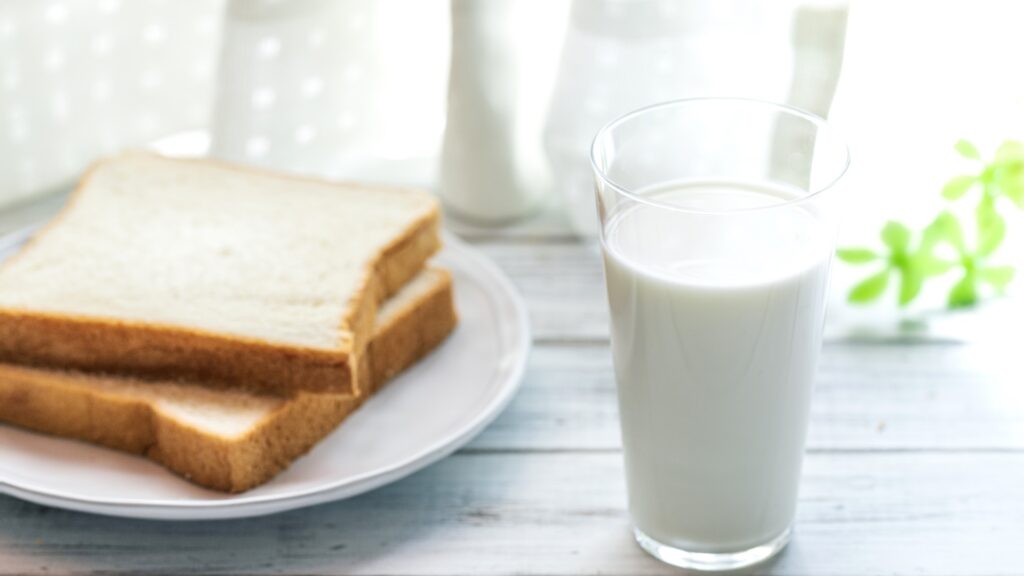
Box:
601;181;832;553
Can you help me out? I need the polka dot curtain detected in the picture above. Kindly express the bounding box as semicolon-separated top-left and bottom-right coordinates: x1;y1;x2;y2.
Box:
0;0;845;232
0;0;223;207
211;0;449;187
0;0;449;209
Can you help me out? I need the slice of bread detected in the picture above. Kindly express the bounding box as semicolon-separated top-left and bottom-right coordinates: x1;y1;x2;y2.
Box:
0;268;457;493
0;153;441;395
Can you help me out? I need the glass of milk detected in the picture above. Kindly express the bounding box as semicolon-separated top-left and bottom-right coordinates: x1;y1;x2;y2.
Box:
591;98;849;571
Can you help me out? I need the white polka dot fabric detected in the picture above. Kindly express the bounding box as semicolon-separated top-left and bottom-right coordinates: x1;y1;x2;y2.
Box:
0;0;224;207
0;0;844;228
210;0;449;188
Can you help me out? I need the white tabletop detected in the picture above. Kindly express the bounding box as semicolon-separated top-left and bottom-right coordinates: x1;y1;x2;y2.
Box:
0;202;1021;575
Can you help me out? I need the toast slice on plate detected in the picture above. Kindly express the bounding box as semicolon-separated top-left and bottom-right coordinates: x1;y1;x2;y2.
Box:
0;268;457;493
0;153;441;395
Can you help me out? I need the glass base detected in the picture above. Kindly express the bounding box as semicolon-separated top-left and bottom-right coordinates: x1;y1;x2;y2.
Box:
633;525;792;572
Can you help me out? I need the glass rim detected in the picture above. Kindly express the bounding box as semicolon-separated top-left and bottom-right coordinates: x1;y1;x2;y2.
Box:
589;97;851;216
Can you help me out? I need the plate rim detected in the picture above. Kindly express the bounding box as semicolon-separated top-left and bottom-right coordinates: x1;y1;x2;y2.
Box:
0;231;531;519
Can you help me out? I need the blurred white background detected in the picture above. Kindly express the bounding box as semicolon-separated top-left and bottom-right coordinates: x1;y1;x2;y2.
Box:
1;0;1021;328
827;0;1024;328
0;0;223;204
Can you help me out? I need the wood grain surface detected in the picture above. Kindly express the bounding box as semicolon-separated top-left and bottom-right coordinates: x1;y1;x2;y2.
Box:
0;205;1020;575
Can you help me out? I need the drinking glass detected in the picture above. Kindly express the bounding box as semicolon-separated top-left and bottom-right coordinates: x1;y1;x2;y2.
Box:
591;98;849;571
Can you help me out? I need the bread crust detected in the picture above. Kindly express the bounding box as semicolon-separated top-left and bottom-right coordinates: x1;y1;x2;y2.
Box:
0;269;457;493
0;154;441;395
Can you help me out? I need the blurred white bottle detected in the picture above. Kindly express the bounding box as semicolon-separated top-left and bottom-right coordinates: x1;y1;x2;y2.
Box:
439;0;568;223
544;0;846;236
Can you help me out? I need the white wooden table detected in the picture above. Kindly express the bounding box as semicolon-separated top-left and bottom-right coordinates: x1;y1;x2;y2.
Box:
0;204;1022;576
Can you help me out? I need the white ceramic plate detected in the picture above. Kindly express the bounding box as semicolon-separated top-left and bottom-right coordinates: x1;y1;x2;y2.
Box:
0;229;530;520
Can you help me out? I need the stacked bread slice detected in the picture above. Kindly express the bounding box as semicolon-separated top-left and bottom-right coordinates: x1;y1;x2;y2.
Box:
0;153;457;492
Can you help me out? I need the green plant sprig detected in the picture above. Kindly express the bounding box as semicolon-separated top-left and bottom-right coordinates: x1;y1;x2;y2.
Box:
839;139;1022;309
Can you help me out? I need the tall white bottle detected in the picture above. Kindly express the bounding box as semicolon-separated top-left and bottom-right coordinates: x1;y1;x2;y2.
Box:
439;0;568;223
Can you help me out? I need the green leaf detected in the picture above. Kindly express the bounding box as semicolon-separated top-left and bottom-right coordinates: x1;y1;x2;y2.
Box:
1002;176;1024;207
995;140;1024;164
978;266;1015;290
920;221;944;251
880;221;912;252
848;270;890;304
948;274;979;308
993;160;1024;207
954;139;982;160
976;200;1006;257
980;165;996;185
923;211;966;254
914;255;956;276
976;192;998;220
836;248;879;264
898;270;924;306
941;175;976;201
1004;181;1024;207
